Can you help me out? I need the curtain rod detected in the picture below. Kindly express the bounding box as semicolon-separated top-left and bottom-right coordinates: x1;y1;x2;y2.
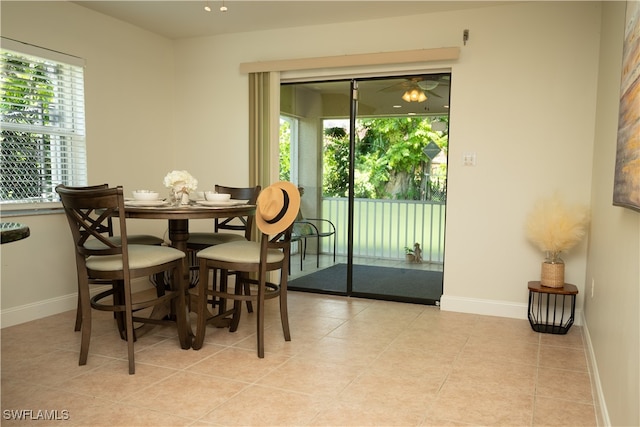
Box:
239;47;460;74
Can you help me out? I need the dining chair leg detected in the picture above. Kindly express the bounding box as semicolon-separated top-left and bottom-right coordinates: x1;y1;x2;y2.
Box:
123;279;136;375
218;269;228;316
244;280;253;313
279;271;291;342
256;276;266;358
193;260;210;351
154;272;166;298
112;281;127;340
78;276;92;366
172;264;191;350
229;277;243;332
74;291;82;332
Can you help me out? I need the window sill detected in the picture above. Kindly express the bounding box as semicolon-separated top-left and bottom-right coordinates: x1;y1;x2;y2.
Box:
0;202;63;218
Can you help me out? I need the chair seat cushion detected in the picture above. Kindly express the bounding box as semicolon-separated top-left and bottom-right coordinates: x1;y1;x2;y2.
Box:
197;240;284;264
86;244;185;271
84;234;164;250
187;232;245;246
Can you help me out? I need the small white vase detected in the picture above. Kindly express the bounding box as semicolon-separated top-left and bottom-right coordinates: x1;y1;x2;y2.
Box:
172;187;190;206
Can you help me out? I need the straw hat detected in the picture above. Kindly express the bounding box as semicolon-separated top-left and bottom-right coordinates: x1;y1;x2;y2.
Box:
255;181;301;235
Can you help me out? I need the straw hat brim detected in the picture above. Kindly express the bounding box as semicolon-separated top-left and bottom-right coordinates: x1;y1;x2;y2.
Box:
255;181;301;235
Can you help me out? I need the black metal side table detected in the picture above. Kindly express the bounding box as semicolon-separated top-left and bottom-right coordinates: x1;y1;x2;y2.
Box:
527;280;578;334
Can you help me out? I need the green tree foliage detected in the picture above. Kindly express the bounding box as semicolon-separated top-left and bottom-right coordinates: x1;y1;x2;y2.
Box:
323;117;448;200
279;118;291;181
1;53;55;200
322;126;350;197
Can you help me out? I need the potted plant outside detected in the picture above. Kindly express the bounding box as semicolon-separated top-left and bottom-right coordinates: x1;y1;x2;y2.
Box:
404;246;415;263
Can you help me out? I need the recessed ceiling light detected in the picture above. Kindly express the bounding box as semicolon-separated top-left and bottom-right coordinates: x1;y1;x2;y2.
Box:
393;105;402;109
408;112;416;116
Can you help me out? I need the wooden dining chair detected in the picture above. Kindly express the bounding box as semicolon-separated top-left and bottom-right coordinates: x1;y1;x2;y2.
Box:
65;184;165;332
187;185;261;250
186;185;261;311
192;181;299;357
56;184;189;374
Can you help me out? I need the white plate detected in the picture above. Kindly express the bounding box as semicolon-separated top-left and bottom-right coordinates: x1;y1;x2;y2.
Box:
125;200;168;207
195;199;249;207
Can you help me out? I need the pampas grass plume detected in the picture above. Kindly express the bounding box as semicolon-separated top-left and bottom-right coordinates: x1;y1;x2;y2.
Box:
525;194;590;254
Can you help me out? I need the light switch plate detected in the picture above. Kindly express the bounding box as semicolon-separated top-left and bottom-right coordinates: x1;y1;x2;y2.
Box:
463;152;476;166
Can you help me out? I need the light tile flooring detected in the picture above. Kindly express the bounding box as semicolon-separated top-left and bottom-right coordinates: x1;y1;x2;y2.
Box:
1;284;596;426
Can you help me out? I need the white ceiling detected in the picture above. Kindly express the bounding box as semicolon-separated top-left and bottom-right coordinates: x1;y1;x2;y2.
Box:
73;1;502;40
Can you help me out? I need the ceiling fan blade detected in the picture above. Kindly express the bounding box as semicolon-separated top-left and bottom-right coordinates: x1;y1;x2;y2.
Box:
378;81;414;92
424;89;442;99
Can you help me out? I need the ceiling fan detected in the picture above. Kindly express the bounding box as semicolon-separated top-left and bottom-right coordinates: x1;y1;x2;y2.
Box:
380;75;450;102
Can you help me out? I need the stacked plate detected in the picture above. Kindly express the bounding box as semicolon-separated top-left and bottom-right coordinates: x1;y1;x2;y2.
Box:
195;199;249;207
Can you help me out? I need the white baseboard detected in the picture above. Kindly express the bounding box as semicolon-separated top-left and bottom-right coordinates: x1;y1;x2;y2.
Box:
582;321;610;427
1;281;152;328
439;294;584;326
1;293;79;328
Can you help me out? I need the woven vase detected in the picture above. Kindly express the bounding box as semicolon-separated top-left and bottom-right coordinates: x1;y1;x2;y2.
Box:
541;252;564;288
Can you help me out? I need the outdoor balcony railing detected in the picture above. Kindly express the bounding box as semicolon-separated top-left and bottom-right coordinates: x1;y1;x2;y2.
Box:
315;197;445;264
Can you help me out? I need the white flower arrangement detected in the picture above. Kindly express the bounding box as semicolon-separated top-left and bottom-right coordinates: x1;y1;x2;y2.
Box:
163;170;198;193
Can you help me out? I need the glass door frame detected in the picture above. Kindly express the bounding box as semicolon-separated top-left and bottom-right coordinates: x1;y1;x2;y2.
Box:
280;73;449;304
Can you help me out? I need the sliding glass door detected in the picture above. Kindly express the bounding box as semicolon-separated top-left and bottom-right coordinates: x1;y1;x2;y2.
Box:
281;74;449;304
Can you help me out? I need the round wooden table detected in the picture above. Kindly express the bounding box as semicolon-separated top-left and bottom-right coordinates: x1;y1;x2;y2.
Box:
123;203;255;253
123;202;256;288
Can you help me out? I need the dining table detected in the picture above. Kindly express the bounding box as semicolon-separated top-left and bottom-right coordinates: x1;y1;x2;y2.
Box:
122;200;256;346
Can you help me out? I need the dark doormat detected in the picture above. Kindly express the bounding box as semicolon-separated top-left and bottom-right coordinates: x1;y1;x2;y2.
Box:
288;263;442;304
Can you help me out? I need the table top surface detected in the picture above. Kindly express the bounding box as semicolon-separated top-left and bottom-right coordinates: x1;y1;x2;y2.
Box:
528;280;578;295
122;203;256;220
0;222;31;244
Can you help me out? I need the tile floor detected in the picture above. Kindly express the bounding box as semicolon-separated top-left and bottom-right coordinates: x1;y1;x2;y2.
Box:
1;284;596;426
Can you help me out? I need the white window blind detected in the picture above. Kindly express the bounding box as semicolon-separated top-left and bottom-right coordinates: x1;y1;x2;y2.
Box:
1;38;86;204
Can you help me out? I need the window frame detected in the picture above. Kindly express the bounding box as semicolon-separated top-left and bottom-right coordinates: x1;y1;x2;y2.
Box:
1;38;87;210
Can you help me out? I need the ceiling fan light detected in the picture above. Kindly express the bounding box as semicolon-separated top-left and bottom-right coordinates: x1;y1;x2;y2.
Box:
402;89;427;103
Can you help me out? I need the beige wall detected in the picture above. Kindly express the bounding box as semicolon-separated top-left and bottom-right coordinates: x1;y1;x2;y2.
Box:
1;1;179;322
587;2;640;425
1;2;638;424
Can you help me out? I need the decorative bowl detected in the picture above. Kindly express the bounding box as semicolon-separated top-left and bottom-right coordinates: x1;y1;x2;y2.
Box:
132;190;160;201
205;192;231;202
